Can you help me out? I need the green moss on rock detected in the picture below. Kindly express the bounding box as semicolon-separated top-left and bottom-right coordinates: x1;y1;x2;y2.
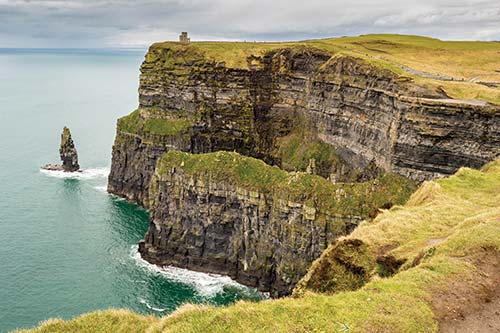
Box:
276;129;341;178
157;150;415;218
117;109;142;134
143;117;192;136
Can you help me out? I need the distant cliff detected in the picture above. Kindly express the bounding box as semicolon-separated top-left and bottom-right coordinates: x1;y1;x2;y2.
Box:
107;39;500;295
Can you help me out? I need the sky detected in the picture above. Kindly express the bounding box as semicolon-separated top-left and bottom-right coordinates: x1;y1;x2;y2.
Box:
0;0;499;48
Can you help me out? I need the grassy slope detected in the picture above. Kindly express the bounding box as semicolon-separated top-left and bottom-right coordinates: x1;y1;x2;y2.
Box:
151;34;500;104
18;160;500;333
15;310;158;333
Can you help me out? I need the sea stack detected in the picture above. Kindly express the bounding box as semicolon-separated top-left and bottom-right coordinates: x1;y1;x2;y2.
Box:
43;127;80;172
59;127;79;172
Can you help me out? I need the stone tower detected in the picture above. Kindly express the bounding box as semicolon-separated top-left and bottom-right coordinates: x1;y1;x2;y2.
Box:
179;32;190;44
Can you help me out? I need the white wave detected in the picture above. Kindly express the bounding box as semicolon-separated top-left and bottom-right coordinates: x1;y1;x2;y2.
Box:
93;185;109;192
138;297;166;312
130;245;254;297
40;167;110;179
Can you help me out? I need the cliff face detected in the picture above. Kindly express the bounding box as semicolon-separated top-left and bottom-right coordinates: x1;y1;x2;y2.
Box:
107;42;499;295
392;98;500;180
108;44;499;206
302;55;500;181
108;129;191;206
138;151;414;296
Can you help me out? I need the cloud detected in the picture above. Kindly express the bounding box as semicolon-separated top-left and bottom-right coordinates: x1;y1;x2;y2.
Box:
0;0;499;48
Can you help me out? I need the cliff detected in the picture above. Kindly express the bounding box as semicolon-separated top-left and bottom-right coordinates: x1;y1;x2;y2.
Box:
19;35;500;333
107;35;500;296
138;151;414;296
108;40;500;207
22;159;500;332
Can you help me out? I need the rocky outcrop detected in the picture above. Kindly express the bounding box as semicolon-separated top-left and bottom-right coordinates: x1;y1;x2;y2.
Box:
43;127;80;172
138;150;415;296
59;127;80;172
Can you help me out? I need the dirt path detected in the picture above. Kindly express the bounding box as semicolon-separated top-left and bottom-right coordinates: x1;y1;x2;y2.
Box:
440;294;500;333
436;255;500;333
394;63;459;81
418;98;488;107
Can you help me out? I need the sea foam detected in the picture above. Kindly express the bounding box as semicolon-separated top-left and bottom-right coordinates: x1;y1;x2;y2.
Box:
40;167;110;179
138;297;166;312
93;185;108;192
130;245;256;297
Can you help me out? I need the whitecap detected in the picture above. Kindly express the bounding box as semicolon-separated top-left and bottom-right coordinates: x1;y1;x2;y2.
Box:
138;297;166;312
130;245;257;297
40;167;110;179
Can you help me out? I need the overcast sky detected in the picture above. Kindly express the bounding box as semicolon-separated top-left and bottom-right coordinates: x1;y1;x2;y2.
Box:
0;0;499;48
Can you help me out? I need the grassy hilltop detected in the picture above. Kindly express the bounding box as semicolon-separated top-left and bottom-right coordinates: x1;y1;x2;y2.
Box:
149;34;500;104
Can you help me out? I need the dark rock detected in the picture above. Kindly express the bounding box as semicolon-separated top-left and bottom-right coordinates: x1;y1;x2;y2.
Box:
42;127;80;172
59;127;79;172
138;151;412;297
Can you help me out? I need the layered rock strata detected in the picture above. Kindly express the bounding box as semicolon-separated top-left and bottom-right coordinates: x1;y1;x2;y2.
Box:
108;44;500;206
108;42;499;295
138;151;415;296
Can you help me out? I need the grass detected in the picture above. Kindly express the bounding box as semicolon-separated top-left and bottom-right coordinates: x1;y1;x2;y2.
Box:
149;41;295;69
295;159;500;297
276;128;341;178
349;163;500;261
148;34;500;105
143;117;192;136
155;150;415;217
18;159;500;333
117;109;193;137
14;309;157;333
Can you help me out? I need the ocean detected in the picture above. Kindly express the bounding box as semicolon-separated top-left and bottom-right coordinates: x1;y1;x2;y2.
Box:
0;49;262;332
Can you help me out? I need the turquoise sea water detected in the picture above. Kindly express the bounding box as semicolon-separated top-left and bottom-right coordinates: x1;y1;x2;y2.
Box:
0;49;262;332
